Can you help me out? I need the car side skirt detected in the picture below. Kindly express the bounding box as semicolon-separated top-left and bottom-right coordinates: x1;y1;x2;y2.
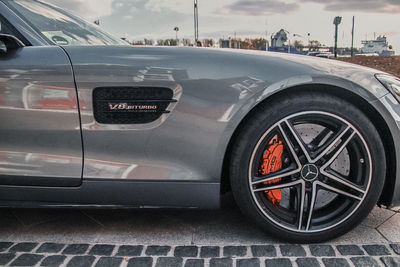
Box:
0;180;220;209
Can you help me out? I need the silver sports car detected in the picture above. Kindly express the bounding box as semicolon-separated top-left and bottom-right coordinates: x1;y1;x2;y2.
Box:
1;0;400;242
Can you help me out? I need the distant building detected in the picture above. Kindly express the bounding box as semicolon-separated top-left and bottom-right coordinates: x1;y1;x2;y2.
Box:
220;39;240;49
271;29;287;48
268;29;305;55
220;40;230;48
360;36;395;56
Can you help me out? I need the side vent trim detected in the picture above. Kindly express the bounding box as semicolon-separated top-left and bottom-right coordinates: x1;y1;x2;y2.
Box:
93;87;176;124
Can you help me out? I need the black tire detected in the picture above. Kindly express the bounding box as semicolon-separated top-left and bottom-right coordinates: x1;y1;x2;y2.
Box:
230;92;386;243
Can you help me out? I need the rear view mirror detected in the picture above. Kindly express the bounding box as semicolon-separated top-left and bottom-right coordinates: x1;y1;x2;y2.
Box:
0;34;24;54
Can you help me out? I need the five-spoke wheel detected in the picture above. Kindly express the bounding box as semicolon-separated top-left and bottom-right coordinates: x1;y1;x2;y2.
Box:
249;111;371;232
230;93;385;242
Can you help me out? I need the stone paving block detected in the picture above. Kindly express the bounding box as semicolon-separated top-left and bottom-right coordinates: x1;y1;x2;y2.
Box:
89;244;115;256
296;257;321;267
0;253;16;265
0;242;13;252
390;244;400;255
265;258;292;267
145;245;171;256
377;213;400;242
62;244;89;255
36;242;65;253
336;245;364;255
333;224;387;244
309;245;335;256
10;208;67;227
210;258;233;267
350;256;380;267
116;245;143;256
155;257;183;267
40;255;67;266
174;246;198;257
251;245;276;257
66;255;96;267
322;258;351;267
94;256;123;267
200;246;219;258
362;207;396;228
128;257;153;267
280;244;306;256
191;207;276;245
9;242;38;252
10;253;43;266
185;259;204;267
237;258;260;267
363;244;391;256
380;256;400;267
223;246;247;257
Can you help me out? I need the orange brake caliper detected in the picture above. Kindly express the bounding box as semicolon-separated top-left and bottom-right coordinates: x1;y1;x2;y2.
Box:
260;134;284;205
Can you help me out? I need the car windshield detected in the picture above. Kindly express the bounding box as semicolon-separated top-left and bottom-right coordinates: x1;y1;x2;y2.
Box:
5;0;126;46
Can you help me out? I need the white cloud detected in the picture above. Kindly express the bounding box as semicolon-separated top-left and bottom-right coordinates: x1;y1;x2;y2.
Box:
304;0;400;14
219;0;300;16
144;0;191;13
123;15;133;20
45;0;114;18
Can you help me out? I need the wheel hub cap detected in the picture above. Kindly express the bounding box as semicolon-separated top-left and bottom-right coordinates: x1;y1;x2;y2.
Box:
301;164;319;181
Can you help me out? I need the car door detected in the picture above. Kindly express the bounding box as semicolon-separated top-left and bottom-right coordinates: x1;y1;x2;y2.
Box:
0;15;82;187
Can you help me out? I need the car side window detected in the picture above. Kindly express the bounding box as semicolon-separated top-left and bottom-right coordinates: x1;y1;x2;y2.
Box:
0;16;14;35
0;15;29;49
0;17;7;52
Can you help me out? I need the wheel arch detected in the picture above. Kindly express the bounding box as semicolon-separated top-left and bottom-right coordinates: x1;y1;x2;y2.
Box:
220;83;396;206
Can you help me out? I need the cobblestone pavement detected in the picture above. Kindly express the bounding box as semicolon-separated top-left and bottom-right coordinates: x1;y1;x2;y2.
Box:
0;242;400;266
0;194;399;266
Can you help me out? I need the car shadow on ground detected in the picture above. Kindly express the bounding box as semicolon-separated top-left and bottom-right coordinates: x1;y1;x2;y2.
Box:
0;193;398;245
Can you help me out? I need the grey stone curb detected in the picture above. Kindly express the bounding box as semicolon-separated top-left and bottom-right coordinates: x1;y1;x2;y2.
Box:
0;241;399;266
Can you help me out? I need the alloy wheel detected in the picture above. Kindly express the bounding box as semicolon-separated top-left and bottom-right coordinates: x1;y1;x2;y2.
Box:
248;111;372;233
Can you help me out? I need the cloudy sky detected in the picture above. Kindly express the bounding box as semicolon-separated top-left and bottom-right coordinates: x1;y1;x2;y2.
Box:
46;0;400;53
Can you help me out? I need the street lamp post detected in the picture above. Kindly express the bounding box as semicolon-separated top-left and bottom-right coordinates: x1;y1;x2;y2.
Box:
333;16;342;58
174;27;179;45
351;16;355;57
194;0;199;44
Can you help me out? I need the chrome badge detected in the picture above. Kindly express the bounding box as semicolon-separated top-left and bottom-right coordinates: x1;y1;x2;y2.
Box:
108;103;158;112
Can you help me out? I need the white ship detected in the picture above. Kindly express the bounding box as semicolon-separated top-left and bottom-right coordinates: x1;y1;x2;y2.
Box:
360;36;395;56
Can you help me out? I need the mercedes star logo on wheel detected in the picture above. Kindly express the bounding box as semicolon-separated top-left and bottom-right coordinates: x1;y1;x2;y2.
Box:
301;164;319;181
